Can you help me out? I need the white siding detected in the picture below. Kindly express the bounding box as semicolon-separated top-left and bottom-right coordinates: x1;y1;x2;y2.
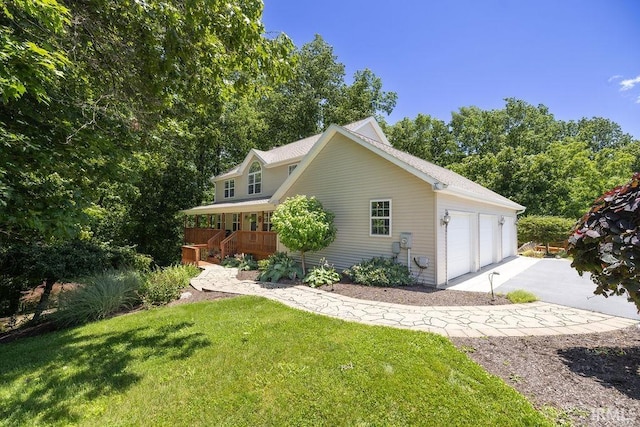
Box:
280;133;437;284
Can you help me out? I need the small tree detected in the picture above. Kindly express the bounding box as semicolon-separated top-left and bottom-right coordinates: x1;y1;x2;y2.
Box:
567;173;640;311
518;215;576;254
271;195;337;275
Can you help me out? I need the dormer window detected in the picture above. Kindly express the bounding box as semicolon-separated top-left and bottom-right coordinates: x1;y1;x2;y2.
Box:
224;179;235;198
248;161;262;194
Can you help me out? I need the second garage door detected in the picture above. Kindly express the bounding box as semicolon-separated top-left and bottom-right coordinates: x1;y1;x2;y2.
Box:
447;212;473;280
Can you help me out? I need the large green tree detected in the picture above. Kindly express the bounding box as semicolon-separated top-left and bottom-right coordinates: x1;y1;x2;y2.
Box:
259;35;397;146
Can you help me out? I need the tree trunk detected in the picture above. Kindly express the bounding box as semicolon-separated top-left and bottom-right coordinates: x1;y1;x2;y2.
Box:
31;277;56;323
546;242;550;255
300;251;306;277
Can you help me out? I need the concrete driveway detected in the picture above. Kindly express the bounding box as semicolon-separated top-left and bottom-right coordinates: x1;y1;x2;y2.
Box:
495;258;640;320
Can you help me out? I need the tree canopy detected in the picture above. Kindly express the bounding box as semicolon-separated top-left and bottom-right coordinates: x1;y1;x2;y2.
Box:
387;98;639;220
271;195;337;275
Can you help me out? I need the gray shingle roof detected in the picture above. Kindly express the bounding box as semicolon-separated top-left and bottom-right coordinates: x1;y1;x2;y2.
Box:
216;118;378;179
344;128;524;210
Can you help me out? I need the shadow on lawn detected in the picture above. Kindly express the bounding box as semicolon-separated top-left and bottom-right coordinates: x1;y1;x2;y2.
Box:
0;321;210;425
558;344;640;400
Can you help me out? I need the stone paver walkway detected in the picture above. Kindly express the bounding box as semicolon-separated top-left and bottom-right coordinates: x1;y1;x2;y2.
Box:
191;265;637;338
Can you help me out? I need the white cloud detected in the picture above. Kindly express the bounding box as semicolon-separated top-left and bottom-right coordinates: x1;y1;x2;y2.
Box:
620;75;640;91
608;74;622;82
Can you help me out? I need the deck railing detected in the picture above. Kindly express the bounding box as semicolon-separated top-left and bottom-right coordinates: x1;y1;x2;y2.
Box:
184;227;221;245
220;232;238;260
181;244;208;266
207;229;226;255
220;231;277;260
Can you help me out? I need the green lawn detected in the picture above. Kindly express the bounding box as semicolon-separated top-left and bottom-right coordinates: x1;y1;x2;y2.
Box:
0;297;550;426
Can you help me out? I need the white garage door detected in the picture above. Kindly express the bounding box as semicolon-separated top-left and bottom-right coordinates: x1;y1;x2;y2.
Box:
479;214;496;267
447;213;473;280
501;216;516;258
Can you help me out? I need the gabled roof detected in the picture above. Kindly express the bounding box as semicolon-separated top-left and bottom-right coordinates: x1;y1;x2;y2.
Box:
271;122;525;211
215;117;386;180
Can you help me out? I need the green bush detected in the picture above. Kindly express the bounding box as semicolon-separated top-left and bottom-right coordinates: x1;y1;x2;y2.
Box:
258;252;303;282
222;253;258;271
303;258;341;288
55;270;144;326
141;264;200;305
343;257;414;287
517;216;575;252
506;290;538;303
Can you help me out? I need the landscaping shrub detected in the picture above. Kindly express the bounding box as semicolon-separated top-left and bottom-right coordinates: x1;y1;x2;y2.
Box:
303;258;340;288
517;216;575;253
343;257;414;287
257;252;303;282
568;172;640;310
141;264;200;305
506;290;538;303
55;270;143;326
222;253;258;271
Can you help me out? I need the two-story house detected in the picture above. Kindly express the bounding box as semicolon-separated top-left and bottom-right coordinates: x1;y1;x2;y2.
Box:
182;117;525;287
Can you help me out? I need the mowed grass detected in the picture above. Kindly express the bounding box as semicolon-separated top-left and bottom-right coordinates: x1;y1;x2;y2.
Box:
0;296;550;426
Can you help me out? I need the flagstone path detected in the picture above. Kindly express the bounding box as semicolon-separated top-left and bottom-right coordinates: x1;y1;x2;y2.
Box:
191;265;637;338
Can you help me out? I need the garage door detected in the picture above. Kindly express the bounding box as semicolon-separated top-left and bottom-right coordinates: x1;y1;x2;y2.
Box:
447;213;473;280
479;214;496;267
501;216;516;258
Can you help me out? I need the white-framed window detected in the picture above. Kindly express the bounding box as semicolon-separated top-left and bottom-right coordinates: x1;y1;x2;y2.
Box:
288;164;298;175
224;179;235;198
248;161;262;195
263;211;272;231
215;214;222;230
370;199;391;236
232;213;241;231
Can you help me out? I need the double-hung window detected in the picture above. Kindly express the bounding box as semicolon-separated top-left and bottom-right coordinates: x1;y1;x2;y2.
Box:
370;200;391;236
248;162;262;195
224;179;235;198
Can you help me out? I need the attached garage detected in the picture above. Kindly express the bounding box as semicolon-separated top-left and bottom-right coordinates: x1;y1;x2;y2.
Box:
478;214;496;267
447;212;473;280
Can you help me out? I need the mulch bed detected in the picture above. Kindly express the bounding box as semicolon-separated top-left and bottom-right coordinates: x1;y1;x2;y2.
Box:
318;282;511;306
452;327;640;426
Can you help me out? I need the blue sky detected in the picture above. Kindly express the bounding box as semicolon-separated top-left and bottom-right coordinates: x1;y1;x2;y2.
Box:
262;0;640;138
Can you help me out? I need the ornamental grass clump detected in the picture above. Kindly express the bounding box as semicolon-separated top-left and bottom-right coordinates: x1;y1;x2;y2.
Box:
55;270;143;326
567;172;640;310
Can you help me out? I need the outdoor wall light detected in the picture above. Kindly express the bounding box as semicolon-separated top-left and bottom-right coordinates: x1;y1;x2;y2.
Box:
442;210;451;226
499;215;505;225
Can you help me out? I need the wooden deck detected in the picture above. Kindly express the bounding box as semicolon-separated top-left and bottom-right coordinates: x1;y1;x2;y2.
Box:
182;229;276;265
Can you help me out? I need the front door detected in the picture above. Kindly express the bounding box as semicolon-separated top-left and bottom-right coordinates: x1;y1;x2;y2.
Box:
249;213;258;231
